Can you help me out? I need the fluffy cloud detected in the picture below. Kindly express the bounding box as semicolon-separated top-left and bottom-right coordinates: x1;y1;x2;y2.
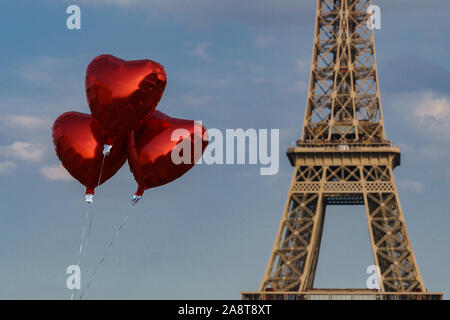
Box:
413;95;450;121
188;42;212;61
295;59;310;76
16;56;81;95
181;94;213;106
392;91;450;142
0;161;16;176
0;115;51;131
0;142;46;162
253;35;275;48
398;180;424;193
288;80;307;93
40;165;72;181
391;91;450;181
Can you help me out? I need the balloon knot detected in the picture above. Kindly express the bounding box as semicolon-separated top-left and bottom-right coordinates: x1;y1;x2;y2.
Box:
85;193;94;204
131;195;142;206
103;144;113;156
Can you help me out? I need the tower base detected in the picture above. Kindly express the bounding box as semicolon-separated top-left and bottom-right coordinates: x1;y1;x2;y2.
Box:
241;290;443;300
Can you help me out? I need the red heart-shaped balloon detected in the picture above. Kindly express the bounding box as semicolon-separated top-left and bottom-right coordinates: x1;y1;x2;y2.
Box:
52;112;127;195
127;111;208;198
85;54;167;141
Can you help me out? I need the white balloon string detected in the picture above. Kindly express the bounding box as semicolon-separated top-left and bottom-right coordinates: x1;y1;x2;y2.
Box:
79;212;132;300
71;152;106;300
70;204;91;300
83;209;95;257
82;153;106;259
97;154;106;188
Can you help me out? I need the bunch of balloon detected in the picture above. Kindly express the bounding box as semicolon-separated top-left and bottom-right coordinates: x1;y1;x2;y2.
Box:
52;55;210;300
52;54;209;205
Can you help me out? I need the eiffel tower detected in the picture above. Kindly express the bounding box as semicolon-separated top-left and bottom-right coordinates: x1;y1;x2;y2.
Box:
242;0;443;300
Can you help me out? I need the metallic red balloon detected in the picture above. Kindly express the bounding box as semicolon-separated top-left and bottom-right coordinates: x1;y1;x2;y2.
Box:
52;112;127;194
85;54;167;142
127;111;208;197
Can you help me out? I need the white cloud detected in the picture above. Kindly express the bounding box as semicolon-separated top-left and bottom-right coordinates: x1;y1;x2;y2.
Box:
0;142;46;162
40;165;72;181
393;92;450;182
189;42;212;61
288;80;307;93
0;161;16;176
393;91;450;142
414;94;450;120
181;94;213;106
295;58;310;75
253;34;275;48
398;180;425;193
0;115;51;131
18;57;66;85
15;56;81;94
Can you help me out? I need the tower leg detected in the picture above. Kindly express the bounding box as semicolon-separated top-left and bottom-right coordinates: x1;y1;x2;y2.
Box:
363;168;425;292
260;167;326;292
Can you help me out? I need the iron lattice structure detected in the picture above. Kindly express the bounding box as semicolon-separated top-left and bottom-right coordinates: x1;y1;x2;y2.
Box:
242;0;443;300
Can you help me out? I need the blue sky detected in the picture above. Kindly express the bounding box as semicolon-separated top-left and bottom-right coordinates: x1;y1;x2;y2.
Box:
0;0;449;299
